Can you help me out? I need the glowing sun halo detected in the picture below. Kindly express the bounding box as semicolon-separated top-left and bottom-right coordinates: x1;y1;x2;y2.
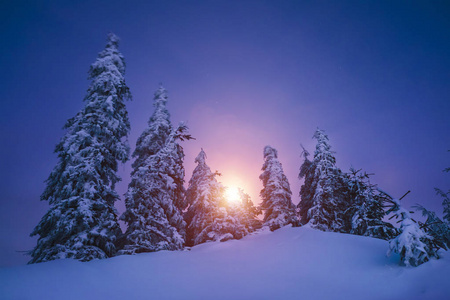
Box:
225;187;241;205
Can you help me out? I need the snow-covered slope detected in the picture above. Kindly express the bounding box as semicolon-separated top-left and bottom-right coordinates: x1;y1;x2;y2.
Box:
1;226;449;300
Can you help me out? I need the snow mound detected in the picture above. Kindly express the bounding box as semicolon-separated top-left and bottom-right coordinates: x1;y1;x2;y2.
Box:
1;226;449;300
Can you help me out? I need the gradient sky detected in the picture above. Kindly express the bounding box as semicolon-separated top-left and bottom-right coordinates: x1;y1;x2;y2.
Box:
1;0;449;267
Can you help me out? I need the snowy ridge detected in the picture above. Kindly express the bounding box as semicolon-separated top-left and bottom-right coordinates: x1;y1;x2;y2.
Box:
1;226;449;300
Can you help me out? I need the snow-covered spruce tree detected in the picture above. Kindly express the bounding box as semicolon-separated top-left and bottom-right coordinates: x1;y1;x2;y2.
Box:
120;87;191;254
388;199;439;267
409;156;450;251
414;204;450;250
259;146;298;231
185;149;248;246
184;149;221;246
440;188;450;224
343;168;396;240
237;189;262;232
436;159;450;224
303;128;346;232
201;206;249;244
29;33;131;263
221;188;262;235
298;147;316;225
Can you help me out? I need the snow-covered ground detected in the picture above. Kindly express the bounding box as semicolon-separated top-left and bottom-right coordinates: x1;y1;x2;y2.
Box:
1;226;449;300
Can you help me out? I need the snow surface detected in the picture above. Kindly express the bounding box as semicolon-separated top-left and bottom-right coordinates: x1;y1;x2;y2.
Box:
1;226;449;300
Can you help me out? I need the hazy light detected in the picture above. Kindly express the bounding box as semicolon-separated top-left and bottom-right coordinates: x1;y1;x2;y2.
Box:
225;186;241;205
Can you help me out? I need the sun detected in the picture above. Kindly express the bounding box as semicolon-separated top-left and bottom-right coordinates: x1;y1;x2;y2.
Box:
225;186;241;205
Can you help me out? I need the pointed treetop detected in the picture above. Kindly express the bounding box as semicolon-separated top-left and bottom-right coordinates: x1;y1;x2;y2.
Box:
106;32;120;48
313;127;328;141
88;32;127;79
263;145;278;159
195;148;207;165
147;85;170;126
154;84;168;107
313;127;332;155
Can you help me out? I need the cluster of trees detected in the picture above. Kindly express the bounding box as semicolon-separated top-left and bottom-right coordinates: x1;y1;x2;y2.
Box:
30;34;450;267
295;128;450;266
184;149;261;246
297;128;397;238
29;34;261;263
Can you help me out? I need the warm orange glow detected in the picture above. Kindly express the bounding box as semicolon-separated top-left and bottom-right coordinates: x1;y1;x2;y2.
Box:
225;186;241;205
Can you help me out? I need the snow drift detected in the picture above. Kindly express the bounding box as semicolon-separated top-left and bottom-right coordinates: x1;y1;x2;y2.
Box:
1;226;449;300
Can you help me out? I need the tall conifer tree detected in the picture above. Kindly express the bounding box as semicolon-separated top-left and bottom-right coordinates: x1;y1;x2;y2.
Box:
343;169;396;239
298;147;316;225
185;149;248;246
120;86;190;254
30;33;131;263
301;128;344;231
236;189;262;232
259;146;297;231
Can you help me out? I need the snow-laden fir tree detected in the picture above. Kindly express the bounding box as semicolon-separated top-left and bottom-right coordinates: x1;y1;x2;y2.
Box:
185;149;248;246
259;146;298;231
407;157;450;252
120;86;191;254
219;188;262;234
388;199;439;267
298;147;316;225
440;189;450;225
29;33;131;263
414;204;450;250
436;158;450;224
236;189;262;232
300;128;345;232
424;156;450;246
199;206;249;244
183;148;220;246
343;168;397;240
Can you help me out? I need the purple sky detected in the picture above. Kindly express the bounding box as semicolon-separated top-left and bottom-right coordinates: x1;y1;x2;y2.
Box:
1;0;449;267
